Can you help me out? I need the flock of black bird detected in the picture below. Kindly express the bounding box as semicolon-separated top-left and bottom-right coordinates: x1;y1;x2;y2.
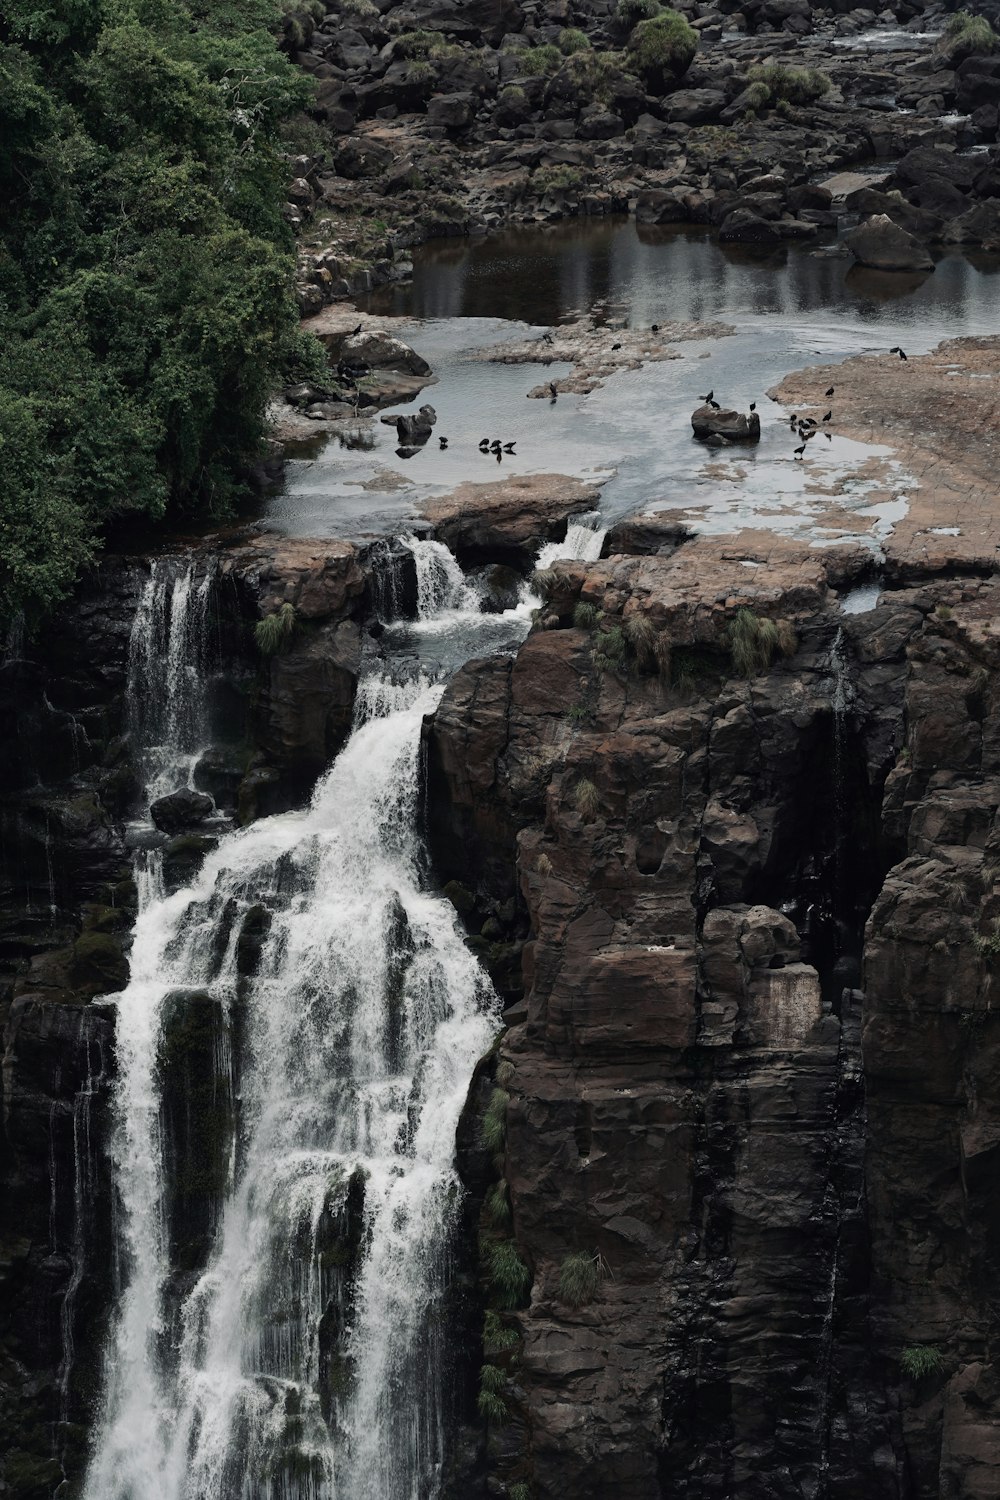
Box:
347;321;909;465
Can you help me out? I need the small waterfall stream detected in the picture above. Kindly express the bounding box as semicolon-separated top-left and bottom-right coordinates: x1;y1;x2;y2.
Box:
87;521;604;1498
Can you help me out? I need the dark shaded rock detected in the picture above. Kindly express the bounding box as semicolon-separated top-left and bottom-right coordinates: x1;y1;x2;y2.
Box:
663;87;726;124
150;787;214;833
717;207;783;245
691;403;761;442
845;213;934;271
635;188;689;224
426;91;477;132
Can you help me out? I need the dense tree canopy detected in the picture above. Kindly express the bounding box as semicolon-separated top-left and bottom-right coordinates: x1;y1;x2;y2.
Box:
0;0;319;626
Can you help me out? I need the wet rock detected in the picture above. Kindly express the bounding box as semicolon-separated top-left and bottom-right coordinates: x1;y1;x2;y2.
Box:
845;213;934;271
421;474;602;567
717;206;783;245
635;188;689;224
339;330;431;376
691;403;761;442
150;787;215;833
380;402;437;445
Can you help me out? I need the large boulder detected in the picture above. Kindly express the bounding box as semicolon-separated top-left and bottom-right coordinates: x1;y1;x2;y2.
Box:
426;91;478;132
663;87;726;124
340;331;431;376
691;404;761;443
943;201;1000;249
381;403;437;445
635;188;689;224
150;787;215;833
718;207;783;246
845;214;934;272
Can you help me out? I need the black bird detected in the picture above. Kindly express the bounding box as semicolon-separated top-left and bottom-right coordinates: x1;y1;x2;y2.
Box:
804;428;816;441
822;410;832;423
611;342;622;351
549;381;558;399
541;331;554;345
825;386;835;398
439;436;448;449
651;323;659;332
794;443;806;457
824;431;832;441
351;322;362;335
503;442;516;453
701;389;714;403
890;346;908;360
710;400;721;410
789;413;798;424
490;440;502;452
749;401;757;413
479;439;490;451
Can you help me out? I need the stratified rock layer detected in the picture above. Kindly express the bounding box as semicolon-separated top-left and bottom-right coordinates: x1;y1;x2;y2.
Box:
430;532;1000;1499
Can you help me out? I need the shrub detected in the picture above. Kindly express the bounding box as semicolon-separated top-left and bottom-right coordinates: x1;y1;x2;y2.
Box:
393;29;436;57
573;600;598;630
567;703;592;724
558;1251;600;1307
740;79;772;113
487;1240;532;1309
728;608;779;677
521;43;563;75
558;27;591;54
617;0;663;20
594;622;628;673
255;602;298;656
339;0;380;16
509;1485;531;1500
943;10;998;61
481;1363;506;1394
481;1087;510;1152
496;1058;515;1087
626;10;698;85
901;1345;944;1379
746;63;831;107
574;778;600;819
533;165;584;195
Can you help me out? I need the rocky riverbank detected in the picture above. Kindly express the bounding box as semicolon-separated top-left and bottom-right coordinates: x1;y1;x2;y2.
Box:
277;0;1000;323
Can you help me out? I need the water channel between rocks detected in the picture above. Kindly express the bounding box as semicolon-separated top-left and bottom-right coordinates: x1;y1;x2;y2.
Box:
271;222;1000;552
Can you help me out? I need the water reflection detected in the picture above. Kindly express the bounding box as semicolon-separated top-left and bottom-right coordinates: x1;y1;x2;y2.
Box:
363;221;1000;334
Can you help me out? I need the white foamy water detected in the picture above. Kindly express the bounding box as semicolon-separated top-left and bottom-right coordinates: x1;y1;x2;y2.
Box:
86;560;499;1499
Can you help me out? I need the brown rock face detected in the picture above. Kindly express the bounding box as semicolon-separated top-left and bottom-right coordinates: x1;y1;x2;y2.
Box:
420;474;603;567
430;538;1000;1498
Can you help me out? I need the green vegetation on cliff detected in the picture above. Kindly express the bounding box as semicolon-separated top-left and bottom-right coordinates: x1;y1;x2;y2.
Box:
0;0;318;626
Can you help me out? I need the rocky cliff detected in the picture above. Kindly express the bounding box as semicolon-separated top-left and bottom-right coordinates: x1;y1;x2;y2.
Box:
430;530;1000;1498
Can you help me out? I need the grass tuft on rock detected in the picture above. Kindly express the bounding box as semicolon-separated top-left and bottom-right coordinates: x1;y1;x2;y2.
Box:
521;43;563;75
943;9;998;60
900;1345;944;1379
486;1180;512;1227
746;62;830;107
558;27;591;53
487;1240;532;1308
616;0;663;20
574;777;600;819
558;1251;601;1307
573;600;599;630
484;1309;520;1353
481;1087;510;1152
728;608;779;677
255;602;298;657
626;10;698;85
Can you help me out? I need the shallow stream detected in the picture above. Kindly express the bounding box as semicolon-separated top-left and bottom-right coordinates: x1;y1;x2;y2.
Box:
270;222;1000;549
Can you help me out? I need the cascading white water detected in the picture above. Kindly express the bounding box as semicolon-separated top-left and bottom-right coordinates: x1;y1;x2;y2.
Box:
408;536;479;618
535;513;607;570
129;558;216;804
87;556;498;1500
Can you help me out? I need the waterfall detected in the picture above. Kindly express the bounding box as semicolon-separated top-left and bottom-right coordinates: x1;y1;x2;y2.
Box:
535;513;607;570
86;556;498;1500
407;537;477;618
128;557;216;805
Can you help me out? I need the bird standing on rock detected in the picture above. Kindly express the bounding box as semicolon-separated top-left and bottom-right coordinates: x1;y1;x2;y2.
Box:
351;322;362;335
611;342;622;351
651;324;659;332
541;331;554;346
794;444;806;457
701;389;714;404
890;346;908;360
826;386;835;397
749;401;757;413
549;381;558;399
822;411;832;423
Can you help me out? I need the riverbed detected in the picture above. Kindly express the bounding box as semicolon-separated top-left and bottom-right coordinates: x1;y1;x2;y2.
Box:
269;221;1000;549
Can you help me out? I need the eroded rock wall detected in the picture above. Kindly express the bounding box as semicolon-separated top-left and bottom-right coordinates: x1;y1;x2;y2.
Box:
430;538;1000;1498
